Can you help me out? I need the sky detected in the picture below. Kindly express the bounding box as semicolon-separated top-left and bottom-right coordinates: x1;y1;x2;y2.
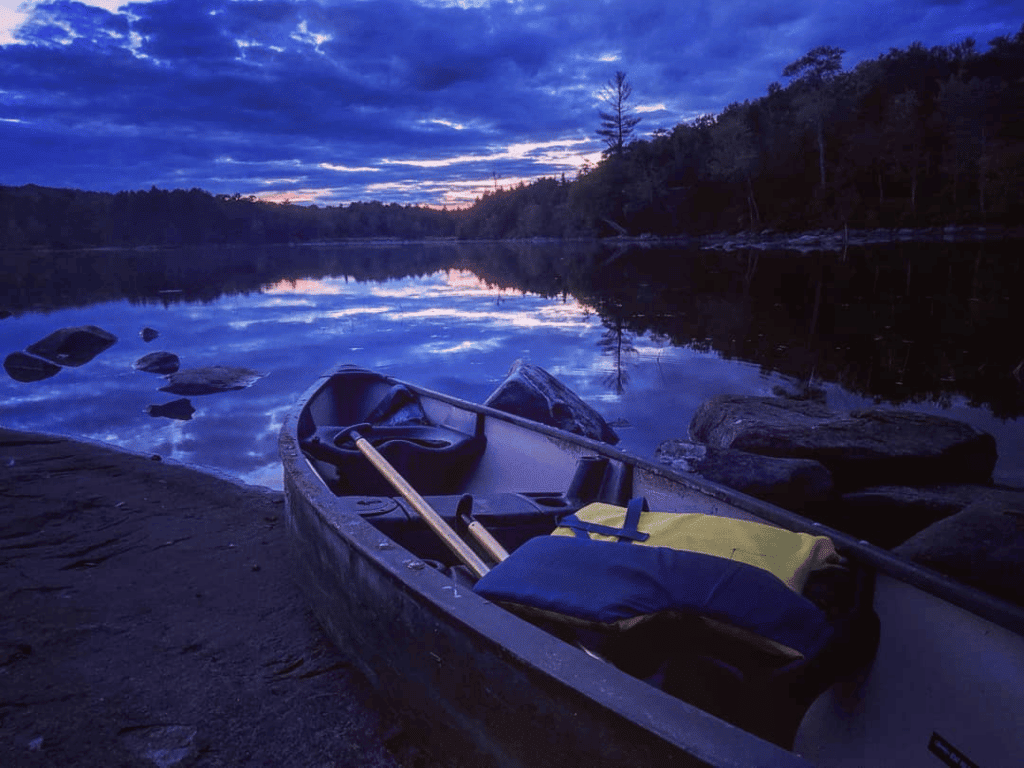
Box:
0;1;1020;208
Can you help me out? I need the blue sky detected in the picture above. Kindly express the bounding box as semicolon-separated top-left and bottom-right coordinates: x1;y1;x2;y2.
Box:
0;1;1019;207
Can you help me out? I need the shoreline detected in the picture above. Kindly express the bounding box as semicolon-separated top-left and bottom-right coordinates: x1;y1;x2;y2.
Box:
0;427;415;767
6;223;1024;255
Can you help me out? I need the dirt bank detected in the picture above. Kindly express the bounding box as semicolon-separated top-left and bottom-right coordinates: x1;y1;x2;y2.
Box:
0;428;424;768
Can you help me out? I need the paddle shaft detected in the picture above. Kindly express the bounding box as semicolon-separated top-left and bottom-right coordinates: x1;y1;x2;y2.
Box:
348;429;491;578
466;520;509;563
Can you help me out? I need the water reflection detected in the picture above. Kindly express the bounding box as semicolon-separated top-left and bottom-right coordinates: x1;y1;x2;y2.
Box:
1;241;1022;489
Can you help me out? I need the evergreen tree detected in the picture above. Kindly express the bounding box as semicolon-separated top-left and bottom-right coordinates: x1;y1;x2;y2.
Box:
597;71;641;158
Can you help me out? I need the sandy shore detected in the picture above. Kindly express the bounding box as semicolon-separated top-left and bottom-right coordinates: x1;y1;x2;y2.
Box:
0;428;425;767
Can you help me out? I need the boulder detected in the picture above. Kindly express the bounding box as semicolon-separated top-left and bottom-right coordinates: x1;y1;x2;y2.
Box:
26;325;117;367
141;327;159;342
833;484;1001;548
655;439;833;512
3;351;61;382
160;366;265;396
893;496;1024;606
485;360;619;444
690;395;996;489
146;398;196;420
135;351;181;375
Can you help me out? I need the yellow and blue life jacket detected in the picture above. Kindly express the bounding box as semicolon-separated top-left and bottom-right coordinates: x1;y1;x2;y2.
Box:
474;498;840;659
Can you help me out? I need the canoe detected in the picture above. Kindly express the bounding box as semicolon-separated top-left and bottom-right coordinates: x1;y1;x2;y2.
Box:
279;365;1024;767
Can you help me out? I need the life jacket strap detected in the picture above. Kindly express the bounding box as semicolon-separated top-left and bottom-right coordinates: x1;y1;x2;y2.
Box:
560;497;651;542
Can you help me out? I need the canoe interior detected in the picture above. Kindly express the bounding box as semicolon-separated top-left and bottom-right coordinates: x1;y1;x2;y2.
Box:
284;365;1024;768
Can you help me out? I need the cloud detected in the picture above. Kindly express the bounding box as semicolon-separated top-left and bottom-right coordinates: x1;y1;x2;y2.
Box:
0;0;1020;205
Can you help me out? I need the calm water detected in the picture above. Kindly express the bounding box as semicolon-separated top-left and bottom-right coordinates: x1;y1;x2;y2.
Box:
2;242;1022;489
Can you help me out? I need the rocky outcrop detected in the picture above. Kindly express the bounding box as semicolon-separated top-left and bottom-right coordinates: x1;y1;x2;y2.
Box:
655;439;833;512
485;360;619;444
135;351;181;375
3;351;61;382
25;325;117;367
160;366;265;396
690;395;997;489
893;496;1024;606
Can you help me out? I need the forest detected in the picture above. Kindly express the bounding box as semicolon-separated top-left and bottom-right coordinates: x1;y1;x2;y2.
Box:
2;26;1023;250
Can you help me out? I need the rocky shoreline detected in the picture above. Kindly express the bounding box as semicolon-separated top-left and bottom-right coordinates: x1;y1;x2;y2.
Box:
697;223;1024;252
654;392;1024;606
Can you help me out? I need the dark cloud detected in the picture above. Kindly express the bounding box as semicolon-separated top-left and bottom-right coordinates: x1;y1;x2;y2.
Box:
1;0;1020;205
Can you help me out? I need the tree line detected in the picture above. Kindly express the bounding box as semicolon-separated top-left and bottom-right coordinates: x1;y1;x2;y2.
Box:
458;26;1024;238
0;185;458;250
3;26;1023;250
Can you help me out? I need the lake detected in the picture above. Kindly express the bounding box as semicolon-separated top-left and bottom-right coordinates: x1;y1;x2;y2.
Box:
2;240;1022;490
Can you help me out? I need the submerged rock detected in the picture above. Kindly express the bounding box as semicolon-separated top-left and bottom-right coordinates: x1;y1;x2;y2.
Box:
146;398;196;421
485;360;619;444
4;351;61;382
690;395;996;489
26;325;117;367
135;351;180;375
160;366;266;396
656;439;833;512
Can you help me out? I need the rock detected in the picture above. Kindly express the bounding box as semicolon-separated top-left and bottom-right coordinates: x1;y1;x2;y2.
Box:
894;497;1024;606
160;366;266;396
146;398;196;421
141;327;159;342
3;351;61;382
690;395;997;489
655;439;833;512
484;360;619;444
119;724;197;768
690;395;835;447
833;484;997;548
25;325;117;366
135;351;180;375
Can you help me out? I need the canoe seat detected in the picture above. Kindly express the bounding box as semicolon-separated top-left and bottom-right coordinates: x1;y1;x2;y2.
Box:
474;499;879;748
300;423;486;496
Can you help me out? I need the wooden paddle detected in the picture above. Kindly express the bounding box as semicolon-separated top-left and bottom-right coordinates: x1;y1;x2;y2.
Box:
343;426;492;578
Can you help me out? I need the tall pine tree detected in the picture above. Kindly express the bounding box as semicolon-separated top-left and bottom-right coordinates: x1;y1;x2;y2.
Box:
597;71;641;158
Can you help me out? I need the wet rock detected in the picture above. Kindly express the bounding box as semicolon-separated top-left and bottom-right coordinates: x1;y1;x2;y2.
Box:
690;395;997;489
160;366;265;396
119;724;198;768
26;325;117;367
3;351;61;382
146;398;195;421
656;439;833;512
893;497;1024;606
141;327;159;342
485;360;619;444
135;351;180;375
